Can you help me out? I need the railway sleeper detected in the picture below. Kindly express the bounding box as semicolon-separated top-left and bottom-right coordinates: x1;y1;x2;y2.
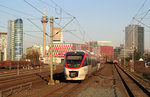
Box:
0;82;32;97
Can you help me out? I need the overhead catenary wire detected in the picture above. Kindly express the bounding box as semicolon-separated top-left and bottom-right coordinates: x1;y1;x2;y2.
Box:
133;17;150;29
23;32;43;40
28;0;91;44
0;9;19;17
74;18;94;42
38;0;71;25
24;32;51;45
54;17;91;43
49;0;93;43
50;0;74;26
0;9;41;29
50;0;74;17
0;4;38;18
23;32;43;46
54;20;88;44
1;0;93;46
127;0;150;40
0;9;35;21
134;0;148;18
63;30;87;43
130;0;148;24
132;6;150;29
51;17;75;37
139;9;150;22
0;1;49;52
27;18;43;32
0;2;44;32
38;0;57;9
24;0;44;15
0;5;42;27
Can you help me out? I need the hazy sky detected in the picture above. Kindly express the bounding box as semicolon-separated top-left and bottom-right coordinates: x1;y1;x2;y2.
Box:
0;0;150;53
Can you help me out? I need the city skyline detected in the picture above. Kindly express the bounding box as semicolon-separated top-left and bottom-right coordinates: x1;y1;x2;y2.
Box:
0;0;150;54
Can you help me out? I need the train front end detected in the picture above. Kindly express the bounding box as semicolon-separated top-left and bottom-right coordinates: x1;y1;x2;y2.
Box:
64;51;88;80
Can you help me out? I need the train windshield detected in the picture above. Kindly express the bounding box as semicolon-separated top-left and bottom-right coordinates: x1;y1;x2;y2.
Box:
66;55;83;68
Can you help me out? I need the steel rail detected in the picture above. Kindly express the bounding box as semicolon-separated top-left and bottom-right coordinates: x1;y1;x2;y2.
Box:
117;64;150;96
114;64;150;97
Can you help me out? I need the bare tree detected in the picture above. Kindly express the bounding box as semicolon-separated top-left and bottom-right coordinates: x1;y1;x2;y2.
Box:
26;50;40;66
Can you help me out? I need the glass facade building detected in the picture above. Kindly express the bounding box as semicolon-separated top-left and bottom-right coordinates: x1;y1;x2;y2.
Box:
8;19;23;61
14;19;23;61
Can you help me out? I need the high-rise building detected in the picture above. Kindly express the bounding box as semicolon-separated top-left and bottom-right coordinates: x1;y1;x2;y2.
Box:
0;32;7;61
8;18;23;61
8;20;15;60
125;24;144;55
14;18;23;61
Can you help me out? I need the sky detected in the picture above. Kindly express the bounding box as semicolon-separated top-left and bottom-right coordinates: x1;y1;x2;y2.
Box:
0;0;150;53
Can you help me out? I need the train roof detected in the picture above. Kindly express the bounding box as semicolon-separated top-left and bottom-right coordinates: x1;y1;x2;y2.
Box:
66;51;86;55
65;50;97;56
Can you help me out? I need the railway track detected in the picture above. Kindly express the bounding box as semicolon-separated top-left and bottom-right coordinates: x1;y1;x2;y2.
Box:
0;68;50;80
60;66;105;97
41;79;91;97
42;69;103;97
61;81;86;97
0;82;32;97
0;71;50;86
0;66;64;97
114;64;150;97
42;83;79;97
0;70;51;97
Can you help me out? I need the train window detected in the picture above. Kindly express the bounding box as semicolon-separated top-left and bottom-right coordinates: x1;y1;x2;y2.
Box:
67;56;82;60
66;55;83;68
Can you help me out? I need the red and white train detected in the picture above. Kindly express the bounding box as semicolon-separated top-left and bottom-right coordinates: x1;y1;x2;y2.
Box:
64;51;101;80
113;58;119;64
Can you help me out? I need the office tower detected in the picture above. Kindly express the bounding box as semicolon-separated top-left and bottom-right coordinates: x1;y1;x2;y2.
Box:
14;18;23;61
8;20;15;60
125;25;144;55
8;18;23;61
